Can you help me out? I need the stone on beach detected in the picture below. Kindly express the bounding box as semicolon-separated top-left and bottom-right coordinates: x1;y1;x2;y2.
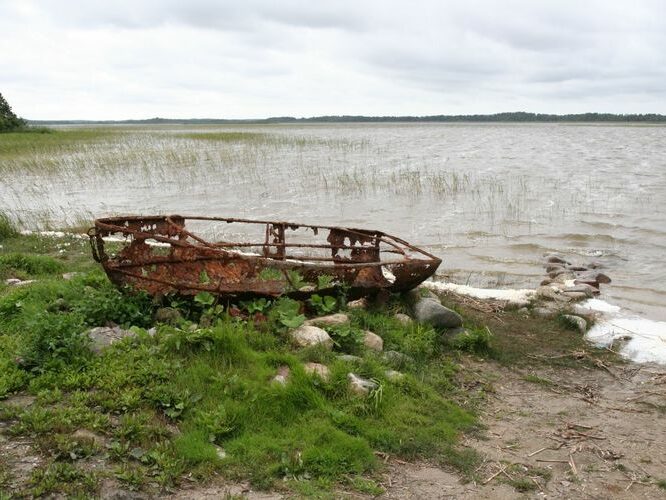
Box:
290;325;334;349
363;330;384;351
347;373;378;395
562;314;587;333
304;362;330;381
413;298;463;329
303;313;349;327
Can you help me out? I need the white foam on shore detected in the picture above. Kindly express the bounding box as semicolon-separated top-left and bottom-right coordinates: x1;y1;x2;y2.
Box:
422;281;535;307
582;299;666;365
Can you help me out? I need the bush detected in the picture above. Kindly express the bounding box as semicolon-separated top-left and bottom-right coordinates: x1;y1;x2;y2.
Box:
0;253;62;278
20;313;90;371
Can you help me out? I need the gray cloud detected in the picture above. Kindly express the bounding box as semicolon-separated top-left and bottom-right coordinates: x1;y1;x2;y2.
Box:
0;0;664;119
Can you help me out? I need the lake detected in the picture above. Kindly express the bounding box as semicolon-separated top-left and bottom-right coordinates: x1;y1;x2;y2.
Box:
2;122;665;321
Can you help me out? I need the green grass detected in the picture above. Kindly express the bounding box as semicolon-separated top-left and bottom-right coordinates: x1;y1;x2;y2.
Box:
0;232;481;496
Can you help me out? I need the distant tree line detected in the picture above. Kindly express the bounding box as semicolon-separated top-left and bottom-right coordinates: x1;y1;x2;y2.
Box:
30;111;666;126
0;92;27;132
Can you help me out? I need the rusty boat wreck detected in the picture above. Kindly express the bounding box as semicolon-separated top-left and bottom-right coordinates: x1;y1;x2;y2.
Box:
88;215;441;299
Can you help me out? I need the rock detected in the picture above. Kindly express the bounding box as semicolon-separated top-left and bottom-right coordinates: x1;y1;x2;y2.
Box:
404;287;437;305
363;330;383;351
4;278;36;286
561;291;589;301
548;268;572;279
154;307;182;325
72;429;106;447
3;394;36;408
290;325;333;349
413;298;462;329
563;284;598;295
577;272;611;284
337;354;362;363
346;298;368;309
304;362;330;381
347;373;378;396
394;313;413;325
545;264;564;273
540;278;553;286
587;261;605;269
566;265;588;272
382;350;414;367
385;370;404;382
532;307;558;319
147;327;157;336
304;313;349;327
517;307;529;315
562;314;587;333
574;279;601;288
271;366;290;385
545;254;568;264
551;272;576;284
62;272;82;280
87;326;134;354
536;286;570;302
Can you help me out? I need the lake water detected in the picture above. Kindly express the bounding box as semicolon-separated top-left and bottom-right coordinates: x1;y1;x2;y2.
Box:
2;123;666;322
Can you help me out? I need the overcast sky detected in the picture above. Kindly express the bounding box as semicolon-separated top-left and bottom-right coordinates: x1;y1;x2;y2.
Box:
1;0;664;120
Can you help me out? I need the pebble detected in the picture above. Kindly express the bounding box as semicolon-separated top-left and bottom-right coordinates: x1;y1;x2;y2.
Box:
363;330;384;351
385;370;405;381
347;373;378;396
87;326;135;354
561;314;587;333
289;325;334;349
304;362;330;381
394;313;413;325
271;366;290;385
413;298;463;329
346;298;368;309
303;313;349;327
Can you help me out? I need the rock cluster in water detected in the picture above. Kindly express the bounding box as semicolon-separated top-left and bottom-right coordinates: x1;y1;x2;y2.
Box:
533;253;613;332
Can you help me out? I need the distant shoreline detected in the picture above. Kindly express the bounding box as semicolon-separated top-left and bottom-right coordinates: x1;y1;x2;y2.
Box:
28;112;666;126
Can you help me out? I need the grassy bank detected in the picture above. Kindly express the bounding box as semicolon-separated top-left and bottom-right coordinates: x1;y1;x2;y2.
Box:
0;231;486;497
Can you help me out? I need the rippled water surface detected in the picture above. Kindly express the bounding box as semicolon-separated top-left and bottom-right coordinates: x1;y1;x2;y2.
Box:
2;123;665;320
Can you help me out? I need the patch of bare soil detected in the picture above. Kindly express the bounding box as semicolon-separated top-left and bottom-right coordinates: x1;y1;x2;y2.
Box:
382;359;666;499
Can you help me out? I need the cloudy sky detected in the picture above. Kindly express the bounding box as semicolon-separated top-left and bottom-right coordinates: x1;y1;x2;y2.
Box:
1;0;664;120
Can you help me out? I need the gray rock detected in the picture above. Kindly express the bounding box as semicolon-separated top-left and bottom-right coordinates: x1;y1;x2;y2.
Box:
532;307;558;319
587;261;605;269
561;291;589;301
5;278;36;286
536;286;570;302
562;314;587;333
290;325;333;349
385;370;405;382
154;307;182;325
87;326;134;354
540;278;553;286
304;362;330;381
566;265;588;272
363;330;384;351
403;287;437;305
413;298;462;329
62;272;82;280
545;264;564;273
337;354;362;363
563;284;598;296
548;268;572;279
304;313;349;327
545;254;568;264
346;298;368;309
348;373;378;396
271;366;290;385
577;271;611;284
394;313;413;325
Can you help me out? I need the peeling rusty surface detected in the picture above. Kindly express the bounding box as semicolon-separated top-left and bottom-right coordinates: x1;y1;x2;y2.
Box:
89;215;441;299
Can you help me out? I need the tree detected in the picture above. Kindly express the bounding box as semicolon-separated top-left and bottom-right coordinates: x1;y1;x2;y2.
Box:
0;92;27;132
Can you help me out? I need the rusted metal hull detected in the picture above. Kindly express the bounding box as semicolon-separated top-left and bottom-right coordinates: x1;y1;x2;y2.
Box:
89;215;441;299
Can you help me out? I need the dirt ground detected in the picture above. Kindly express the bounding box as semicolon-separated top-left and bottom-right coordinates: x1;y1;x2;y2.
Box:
382;358;666;499
3;357;665;499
